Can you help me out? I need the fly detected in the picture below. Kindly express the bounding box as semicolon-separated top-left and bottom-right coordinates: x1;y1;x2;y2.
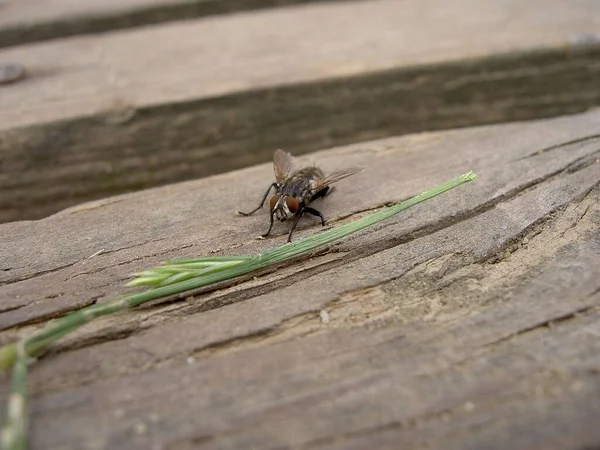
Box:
237;149;362;242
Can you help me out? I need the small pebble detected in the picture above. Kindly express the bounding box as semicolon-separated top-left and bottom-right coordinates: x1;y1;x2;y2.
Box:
0;63;26;85
569;33;600;46
186;356;196;365
320;310;330;324
522;237;529;245
464;401;475;411
134;422;148;435
570;380;584;392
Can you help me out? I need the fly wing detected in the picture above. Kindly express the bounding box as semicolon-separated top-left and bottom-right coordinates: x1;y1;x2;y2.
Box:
273;149;297;184
311;167;363;192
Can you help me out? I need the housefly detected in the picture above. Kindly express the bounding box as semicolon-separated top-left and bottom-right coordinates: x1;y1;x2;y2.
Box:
237;149;362;242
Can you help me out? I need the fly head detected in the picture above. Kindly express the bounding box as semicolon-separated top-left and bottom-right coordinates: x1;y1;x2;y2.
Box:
269;194;300;221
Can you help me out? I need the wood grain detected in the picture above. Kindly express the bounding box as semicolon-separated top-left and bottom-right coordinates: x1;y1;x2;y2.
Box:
1;111;599;449
1;0;600;222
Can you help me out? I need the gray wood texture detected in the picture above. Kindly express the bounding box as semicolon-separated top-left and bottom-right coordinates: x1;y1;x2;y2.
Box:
1;110;599;449
3;0;599;131
1;0;599;223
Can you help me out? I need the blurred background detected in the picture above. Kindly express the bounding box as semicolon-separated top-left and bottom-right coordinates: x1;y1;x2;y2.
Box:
0;0;599;223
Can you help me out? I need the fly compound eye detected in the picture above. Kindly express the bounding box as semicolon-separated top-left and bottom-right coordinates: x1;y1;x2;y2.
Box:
269;194;281;211
285;196;299;213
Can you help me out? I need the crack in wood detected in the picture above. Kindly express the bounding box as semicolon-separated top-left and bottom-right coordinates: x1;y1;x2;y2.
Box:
559;203;592;238
483;305;598;349
0;261;79;287
67;242;195;281
45;322;146;357
1;295;104;331
517;134;600;160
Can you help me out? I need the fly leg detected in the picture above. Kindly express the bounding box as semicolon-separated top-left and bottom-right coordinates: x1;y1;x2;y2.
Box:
237;182;278;216
304;207;326;226
286;207;305;243
261;208;276;239
287;206;324;242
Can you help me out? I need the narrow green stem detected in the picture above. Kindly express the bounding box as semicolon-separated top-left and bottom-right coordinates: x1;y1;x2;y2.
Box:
1;342;27;450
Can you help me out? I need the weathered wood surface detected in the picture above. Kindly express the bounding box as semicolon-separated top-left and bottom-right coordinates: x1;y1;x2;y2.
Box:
3;0;599;129
1;0;600;222
1;110;599;449
0;0;344;48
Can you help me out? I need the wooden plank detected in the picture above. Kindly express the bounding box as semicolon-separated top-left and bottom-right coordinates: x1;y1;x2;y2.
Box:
0;0;346;48
3;0;599;131
1;111;599;449
1;0;600;223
